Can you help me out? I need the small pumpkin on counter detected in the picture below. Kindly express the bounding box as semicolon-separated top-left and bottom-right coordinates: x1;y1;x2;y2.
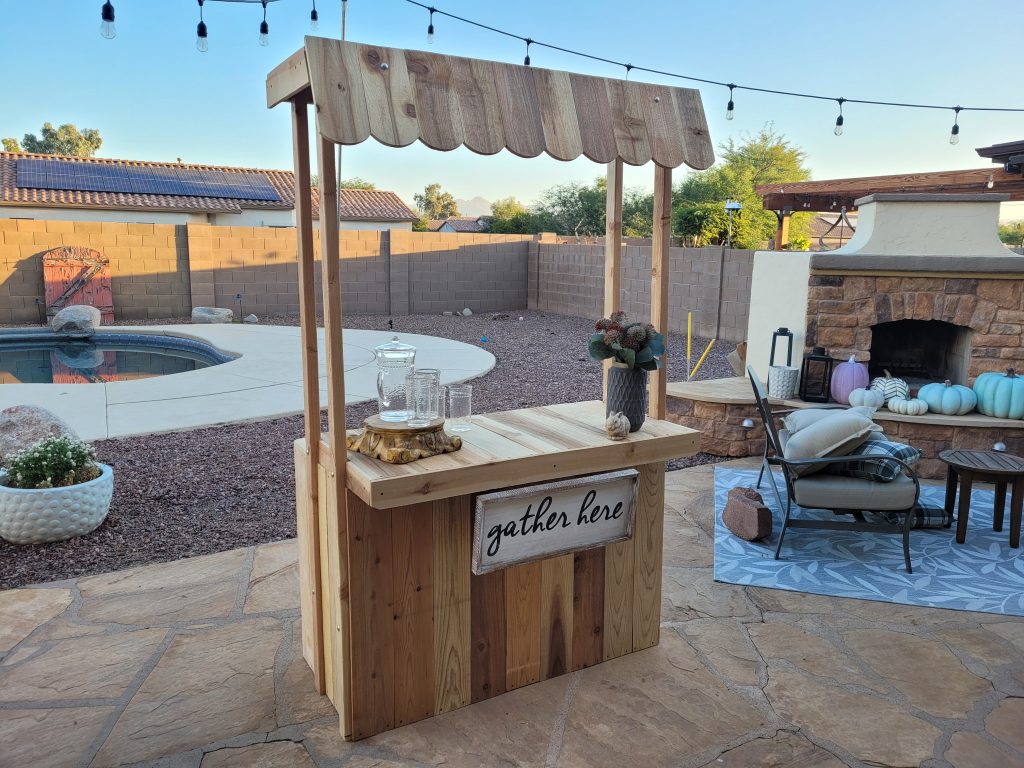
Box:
870;369;910;403
917;380;977;416
887;396;929;416
830;355;870;405
973;368;1024;420
848;387;885;409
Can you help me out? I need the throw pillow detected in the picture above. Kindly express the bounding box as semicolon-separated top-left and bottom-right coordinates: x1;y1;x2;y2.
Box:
825;436;921;483
783;406;879;434
782;411;877;476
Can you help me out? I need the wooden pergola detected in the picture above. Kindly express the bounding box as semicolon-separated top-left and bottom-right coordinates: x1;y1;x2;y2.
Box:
267;37;713;740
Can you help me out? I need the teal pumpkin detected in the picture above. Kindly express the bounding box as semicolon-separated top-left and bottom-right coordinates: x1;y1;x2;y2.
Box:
917;380;977;416
973;368;1024;419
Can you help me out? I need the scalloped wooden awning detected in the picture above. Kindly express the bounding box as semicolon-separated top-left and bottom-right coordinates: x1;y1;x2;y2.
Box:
267;38;714;170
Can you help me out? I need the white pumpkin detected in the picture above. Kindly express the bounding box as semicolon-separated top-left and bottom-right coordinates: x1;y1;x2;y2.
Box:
870;369;910;403
887;397;929;416
848;387;884;409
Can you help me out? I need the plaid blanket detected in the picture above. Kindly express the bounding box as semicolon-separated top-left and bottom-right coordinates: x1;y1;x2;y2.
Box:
827;435;921;483
870;504;953;529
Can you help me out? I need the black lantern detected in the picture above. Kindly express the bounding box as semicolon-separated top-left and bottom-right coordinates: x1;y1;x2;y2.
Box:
800;347;834;403
769;327;794;367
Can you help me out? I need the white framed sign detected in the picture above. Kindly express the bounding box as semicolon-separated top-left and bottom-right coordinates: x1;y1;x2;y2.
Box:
471;469;638;575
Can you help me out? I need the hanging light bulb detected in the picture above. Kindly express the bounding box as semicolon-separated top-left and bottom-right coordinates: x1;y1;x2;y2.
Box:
310;1;319;31
100;1;116;39
949;106;962;145
833;98;845;136
987;174;995;190
524;38;533;66
624;63;633;81
726;84;735;121
258;0;269;46
426;7;435;44
196;0;208;52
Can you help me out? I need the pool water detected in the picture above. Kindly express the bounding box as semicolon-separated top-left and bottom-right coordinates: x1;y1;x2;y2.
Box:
0;332;235;384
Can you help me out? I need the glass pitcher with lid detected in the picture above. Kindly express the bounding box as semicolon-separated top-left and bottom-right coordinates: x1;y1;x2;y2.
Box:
374;336;416;422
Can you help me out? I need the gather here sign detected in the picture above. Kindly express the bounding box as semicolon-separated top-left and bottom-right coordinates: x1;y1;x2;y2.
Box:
471;469;639;575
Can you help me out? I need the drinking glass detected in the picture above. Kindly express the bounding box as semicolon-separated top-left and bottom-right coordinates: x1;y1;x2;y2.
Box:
406;371;441;427
448;384;472;432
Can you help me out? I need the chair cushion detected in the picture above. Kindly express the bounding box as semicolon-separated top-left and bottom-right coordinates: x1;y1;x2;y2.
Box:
783;406;878;434
782;411;879;476
793;473;918;511
826;436;921;483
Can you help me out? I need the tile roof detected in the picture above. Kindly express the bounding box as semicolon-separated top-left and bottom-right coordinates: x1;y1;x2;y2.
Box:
437;216;490;233
0;152;416;222
808;212;858;239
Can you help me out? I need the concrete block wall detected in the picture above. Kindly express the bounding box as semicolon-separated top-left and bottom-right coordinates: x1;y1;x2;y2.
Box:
530;242;754;342
0;219;191;322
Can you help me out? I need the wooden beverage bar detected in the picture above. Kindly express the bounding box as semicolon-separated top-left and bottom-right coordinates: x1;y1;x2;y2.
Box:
268;37;713;740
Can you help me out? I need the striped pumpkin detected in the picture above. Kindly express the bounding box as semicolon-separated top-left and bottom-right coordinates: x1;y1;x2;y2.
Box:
870;370;910;403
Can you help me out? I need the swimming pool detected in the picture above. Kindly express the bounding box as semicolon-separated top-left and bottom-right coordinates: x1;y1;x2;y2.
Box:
0;331;236;384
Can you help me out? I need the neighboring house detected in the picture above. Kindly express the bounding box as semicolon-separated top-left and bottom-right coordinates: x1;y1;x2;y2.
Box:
428;216;491;233
808;212;857;250
0;152;417;230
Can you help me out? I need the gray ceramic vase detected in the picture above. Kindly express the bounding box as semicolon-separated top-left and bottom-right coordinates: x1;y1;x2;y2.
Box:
606;365;648;432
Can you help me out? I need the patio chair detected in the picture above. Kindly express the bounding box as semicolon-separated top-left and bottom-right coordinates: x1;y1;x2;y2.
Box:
747;366;921;572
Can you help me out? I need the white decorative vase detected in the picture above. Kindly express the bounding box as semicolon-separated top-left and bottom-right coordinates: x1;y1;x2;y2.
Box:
0;463;114;545
768;365;800;400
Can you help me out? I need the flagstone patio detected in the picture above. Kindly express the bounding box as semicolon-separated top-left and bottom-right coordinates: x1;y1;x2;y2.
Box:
2;459;1023;768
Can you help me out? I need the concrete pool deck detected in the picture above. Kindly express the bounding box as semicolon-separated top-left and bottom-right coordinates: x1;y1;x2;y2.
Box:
0;325;495;440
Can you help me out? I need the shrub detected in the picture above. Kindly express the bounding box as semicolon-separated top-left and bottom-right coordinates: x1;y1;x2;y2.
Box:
4;436;101;489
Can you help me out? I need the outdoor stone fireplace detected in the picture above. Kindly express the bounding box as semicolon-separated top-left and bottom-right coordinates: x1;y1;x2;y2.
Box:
868;319;972;385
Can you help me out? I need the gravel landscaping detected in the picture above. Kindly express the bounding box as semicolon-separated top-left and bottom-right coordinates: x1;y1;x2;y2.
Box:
0;310;734;589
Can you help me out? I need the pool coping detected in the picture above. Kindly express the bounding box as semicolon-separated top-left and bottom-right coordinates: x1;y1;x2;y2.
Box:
0;325;496;440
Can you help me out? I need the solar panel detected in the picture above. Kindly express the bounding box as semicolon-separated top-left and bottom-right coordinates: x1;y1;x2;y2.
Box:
15;158;281;202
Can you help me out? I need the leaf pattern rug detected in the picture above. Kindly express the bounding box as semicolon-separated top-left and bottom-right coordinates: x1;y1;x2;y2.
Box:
714;466;1024;616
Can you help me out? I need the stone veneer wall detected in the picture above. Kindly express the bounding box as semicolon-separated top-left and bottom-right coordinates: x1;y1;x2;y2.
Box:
805;273;1024;381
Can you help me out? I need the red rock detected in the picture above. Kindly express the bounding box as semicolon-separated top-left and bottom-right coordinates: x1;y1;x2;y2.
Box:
723;488;773;541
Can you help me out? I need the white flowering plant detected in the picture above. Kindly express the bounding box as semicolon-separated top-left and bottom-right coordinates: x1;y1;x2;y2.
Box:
3;436;101;489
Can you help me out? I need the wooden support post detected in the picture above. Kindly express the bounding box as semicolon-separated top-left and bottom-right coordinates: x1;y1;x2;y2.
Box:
291;97;325;694
315;131;352;738
602;159;623;401
775;211;792;250
649;164;671;420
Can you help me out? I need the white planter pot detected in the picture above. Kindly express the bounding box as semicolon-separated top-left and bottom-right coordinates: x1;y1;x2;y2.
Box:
0;463;114;545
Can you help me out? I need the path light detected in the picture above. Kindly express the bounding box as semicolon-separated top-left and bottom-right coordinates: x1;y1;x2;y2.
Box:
741;418;755;429
100;1;116;39
994;442;1007;452
196;0;208;52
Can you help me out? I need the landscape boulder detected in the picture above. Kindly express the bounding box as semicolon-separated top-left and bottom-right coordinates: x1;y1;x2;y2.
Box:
191;306;234;324
243;314;259;325
722;486;773;541
0;405;78;462
50;305;101;337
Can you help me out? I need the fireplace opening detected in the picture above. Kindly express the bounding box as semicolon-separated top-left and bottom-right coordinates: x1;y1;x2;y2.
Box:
868;320;972;386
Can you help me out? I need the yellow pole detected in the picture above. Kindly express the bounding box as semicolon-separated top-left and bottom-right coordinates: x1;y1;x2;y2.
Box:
690;339;716;379
686;312;692;380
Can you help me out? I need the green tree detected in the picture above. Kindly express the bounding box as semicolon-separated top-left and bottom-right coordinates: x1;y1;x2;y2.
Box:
339;177;375;190
3;122;103;157
488;197;534;233
414;183;460;220
673;124;811;249
531;177;655;238
998;221;1024;249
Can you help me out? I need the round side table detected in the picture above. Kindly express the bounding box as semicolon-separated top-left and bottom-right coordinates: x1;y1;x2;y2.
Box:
938;449;1024;548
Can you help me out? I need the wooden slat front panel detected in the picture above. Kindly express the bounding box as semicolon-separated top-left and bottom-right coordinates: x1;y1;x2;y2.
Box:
504;562;542;690
539;554;574;679
470;569;507;703
602;537;634;660
571;548;605;671
632;463;665;650
432;496;472;714
391;502;435;727
347;493;395;739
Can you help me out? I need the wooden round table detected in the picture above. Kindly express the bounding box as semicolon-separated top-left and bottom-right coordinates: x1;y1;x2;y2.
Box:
939;449;1024;548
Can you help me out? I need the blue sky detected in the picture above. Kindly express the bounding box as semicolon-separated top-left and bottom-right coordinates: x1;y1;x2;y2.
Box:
3;0;1022;216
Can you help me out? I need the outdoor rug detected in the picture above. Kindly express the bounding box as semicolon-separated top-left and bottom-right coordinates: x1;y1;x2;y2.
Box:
714;466;1024;616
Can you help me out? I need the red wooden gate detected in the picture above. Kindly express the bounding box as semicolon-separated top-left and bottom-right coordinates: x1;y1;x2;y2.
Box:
42;246;114;323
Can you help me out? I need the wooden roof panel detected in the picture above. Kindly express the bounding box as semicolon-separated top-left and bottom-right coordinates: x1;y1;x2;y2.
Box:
284;38;715;169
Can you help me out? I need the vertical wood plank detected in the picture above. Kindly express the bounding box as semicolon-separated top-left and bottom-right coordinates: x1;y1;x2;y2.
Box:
603;158;623;401
504;562;542;690
305;37;371;145
392;502;434;727
470;569;507;703
291;96;324;695
347;492;395;739
533;68;583;161
357;46;419;148
632;463;665;651
494;64;545;158
569;73;617;164
571;548;605;671
316;463;336;703
450;56;505;156
540;554;574;679
405;49;465;152
649;165;671;420
433;495;472;714
603;537;634;660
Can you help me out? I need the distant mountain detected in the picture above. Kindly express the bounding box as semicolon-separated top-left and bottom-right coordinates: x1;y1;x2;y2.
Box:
455;196;492;218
